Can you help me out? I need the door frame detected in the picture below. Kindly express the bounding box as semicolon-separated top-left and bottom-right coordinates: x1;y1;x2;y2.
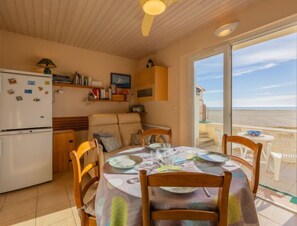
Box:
188;44;232;147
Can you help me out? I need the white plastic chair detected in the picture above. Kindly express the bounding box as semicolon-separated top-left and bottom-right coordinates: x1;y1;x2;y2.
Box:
265;139;297;181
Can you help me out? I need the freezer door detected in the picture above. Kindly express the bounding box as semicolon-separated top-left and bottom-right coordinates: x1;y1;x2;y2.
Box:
0;129;52;193
0;72;52;131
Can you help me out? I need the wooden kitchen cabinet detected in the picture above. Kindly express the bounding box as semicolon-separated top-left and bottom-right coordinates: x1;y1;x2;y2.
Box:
53;130;75;173
135;66;168;102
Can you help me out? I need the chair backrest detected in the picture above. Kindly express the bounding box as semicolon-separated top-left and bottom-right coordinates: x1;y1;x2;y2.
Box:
273;139;297;162
70;139;104;209
117;113;142;146
140;128;172;146
222;134;262;194
140;170;232;226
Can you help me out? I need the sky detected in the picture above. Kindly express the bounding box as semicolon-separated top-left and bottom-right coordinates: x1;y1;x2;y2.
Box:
195;32;297;108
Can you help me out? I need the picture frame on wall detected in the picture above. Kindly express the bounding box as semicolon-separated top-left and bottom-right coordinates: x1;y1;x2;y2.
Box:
110;73;131;89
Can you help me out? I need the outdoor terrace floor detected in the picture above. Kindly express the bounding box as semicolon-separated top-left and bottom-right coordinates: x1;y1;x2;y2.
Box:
203;144;297;212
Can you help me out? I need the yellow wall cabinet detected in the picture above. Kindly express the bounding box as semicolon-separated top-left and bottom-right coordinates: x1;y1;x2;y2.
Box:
135;66;168;102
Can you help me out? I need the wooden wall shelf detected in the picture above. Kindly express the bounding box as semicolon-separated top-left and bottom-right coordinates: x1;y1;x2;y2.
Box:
53;82;102;89
54;82;128;102
89;99;128;103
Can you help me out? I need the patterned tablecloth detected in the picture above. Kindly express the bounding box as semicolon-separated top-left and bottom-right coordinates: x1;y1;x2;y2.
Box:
95;146;259;226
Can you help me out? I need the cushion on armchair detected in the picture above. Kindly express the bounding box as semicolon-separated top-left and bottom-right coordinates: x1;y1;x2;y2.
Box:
100;136;122;152
93;133;112;152
118;113;142;146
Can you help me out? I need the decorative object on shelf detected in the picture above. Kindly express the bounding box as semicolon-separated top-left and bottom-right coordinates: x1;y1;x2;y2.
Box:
36;58;57;74
111;84;117;94
72;71;92;86
92;80;102;87
53;74;72;83
100;89;106;99
214;21;240;37
55;88;64;94
120;89;129;101
111;73;131;88
108;88;112;100
91;88;100;99
146;58;154;68
131;104;145;113
112;95;125;101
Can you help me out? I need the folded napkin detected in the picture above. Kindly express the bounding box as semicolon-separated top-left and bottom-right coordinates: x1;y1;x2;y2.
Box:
157;165;182;173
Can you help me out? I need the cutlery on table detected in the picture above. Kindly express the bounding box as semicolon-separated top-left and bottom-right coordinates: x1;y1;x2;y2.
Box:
203;187;211;197
126;167;154;184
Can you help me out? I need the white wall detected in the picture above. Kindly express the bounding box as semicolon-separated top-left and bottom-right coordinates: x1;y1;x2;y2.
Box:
0;30;137;117
137;0;297;146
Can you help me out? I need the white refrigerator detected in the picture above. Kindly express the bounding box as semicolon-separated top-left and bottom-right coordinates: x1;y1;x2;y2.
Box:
0;69;53;193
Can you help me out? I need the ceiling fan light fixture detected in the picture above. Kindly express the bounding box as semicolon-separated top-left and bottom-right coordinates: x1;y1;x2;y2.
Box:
143;0;166;16
215;22;240;37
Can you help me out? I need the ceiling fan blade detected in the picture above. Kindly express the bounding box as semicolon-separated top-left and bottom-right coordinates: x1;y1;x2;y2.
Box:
166;0;178;7
142;13;154;36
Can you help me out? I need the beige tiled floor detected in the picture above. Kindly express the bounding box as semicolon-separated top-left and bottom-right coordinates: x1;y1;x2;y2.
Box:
0;171;79;226
0;170;296;226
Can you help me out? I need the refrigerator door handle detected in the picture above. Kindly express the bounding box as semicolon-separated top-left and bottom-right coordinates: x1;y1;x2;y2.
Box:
0;139;2;157
0;74;2;93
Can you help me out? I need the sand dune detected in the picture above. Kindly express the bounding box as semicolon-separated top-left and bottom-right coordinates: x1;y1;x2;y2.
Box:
207;109;297;129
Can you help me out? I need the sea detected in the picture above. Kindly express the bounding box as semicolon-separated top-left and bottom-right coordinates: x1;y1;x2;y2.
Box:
206;107;297;129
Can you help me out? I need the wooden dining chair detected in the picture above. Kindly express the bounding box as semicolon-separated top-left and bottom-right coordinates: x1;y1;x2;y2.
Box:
70;139;104;226
140;128;172;146
222;134;262;195
140;170;232;226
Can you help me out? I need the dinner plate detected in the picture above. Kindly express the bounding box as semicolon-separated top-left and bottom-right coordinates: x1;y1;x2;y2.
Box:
197;152;229;164
147;143;164;150
160;186;198;194
159;169;198;194
109;155;142;169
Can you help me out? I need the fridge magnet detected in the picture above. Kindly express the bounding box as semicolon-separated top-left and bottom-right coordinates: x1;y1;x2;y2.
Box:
28;81;35;85
45;91;49;95
45;81;50;85
24;89;32;94
8;78;17;84
38;86;44;91
16;96;23;101
33;98;40;102
7;89;15;94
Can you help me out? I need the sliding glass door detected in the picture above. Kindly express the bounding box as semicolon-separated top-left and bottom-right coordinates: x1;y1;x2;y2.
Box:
191;45;231;150
232;30;297;208
191;26;296;208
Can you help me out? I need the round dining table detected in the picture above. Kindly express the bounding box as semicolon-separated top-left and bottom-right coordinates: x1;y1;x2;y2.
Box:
95;146;259;226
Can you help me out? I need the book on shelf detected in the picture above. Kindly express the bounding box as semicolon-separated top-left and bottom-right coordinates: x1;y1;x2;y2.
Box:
72;72;91;86
53;74;72;83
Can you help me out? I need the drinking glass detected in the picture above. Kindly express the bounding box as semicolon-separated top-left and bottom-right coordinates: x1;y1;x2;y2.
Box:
147;149;156;165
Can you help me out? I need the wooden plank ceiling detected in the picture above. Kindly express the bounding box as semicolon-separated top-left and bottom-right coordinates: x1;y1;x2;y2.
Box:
0;0;257;59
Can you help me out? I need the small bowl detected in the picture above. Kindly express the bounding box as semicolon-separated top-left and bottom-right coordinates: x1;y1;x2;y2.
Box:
247;130;254;135
246;130;261;136
253;131;261;136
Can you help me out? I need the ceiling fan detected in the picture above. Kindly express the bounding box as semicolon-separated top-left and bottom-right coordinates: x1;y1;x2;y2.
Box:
140;0;177;36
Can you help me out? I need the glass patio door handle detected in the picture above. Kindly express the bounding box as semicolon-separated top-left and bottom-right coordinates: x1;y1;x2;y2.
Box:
0;139;2;157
